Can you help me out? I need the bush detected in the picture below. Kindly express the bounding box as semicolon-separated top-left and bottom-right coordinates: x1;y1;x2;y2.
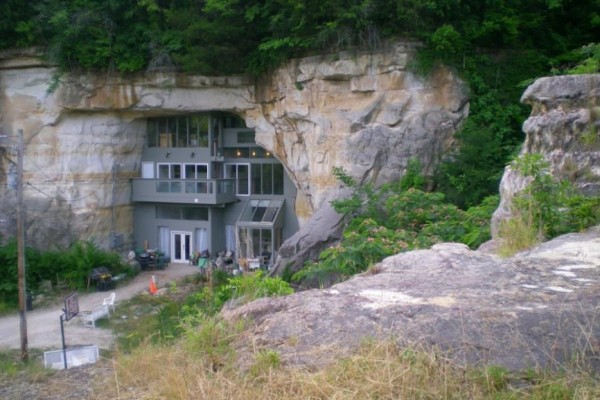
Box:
0;239;128;307
295;167;498;285
498;153;600;256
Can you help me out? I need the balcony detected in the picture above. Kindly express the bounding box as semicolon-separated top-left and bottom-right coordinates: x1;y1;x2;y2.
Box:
132;178;238;205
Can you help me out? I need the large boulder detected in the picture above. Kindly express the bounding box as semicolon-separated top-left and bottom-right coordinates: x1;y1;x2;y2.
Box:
492;74;600;236
223;227;600;372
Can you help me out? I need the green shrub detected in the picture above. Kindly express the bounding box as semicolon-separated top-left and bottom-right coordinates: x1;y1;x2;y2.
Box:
296;167;497;285
499;153;600;256
180;312;242;370
221;271;293;304
0;238;19;306
0;239;128;307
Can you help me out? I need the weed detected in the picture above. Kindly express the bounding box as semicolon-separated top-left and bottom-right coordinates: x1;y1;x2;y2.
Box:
249;349;281;378
579;127;599;150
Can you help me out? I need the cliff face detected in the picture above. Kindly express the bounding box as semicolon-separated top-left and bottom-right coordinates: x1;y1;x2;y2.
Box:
492;74;600;236
0;45;468;249
249;44;468;219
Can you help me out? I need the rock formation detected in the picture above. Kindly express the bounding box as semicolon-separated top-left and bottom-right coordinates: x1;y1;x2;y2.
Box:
0;44;468;251
223;227;600;372
492;74;600;236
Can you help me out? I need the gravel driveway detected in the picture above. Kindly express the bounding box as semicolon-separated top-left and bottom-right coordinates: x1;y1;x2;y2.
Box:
0;263;200;352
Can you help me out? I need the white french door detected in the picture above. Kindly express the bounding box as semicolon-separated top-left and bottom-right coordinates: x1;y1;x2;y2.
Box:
171;231;192;263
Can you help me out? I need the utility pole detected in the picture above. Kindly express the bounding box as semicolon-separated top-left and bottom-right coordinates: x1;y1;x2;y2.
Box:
16;129;28;361
110;162;119;249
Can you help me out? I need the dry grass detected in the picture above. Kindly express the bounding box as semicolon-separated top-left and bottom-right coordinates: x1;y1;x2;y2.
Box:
105;337;600;400
497;212;543;257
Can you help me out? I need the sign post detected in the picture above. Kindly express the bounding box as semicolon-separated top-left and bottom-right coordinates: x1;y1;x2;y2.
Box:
60;292;79;369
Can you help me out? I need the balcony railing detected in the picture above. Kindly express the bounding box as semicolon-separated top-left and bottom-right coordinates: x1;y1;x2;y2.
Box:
132;178;237;205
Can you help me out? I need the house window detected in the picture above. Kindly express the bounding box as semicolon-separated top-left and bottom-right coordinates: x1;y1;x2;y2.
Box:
182;207;209;221
223;115;245;128
156;206;208;221
156;205;181;219
239;199;283;223
157;163;182;179
225;163;249;195
251;164;284;195
148;115;210;148
184;164;208;180
237;227;279;260
237;130;255;144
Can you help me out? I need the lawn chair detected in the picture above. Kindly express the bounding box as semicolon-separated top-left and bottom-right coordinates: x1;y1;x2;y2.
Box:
102;292;116;313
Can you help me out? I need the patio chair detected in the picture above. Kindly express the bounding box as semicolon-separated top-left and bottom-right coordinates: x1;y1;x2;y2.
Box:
102;292;116;313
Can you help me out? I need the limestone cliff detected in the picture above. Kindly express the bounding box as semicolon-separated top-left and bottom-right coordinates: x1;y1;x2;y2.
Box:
0;44;468;250
492;74;600;236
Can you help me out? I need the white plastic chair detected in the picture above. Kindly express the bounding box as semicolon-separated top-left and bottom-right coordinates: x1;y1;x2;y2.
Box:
102;292;116;313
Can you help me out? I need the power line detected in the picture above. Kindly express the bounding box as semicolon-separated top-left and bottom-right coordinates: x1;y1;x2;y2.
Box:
25;181;109;203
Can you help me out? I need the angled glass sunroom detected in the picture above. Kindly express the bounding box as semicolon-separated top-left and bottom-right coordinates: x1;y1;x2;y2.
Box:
236;199;284;269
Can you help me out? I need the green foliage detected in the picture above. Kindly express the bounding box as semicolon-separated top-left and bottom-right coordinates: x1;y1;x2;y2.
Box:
468;365;510;394
0;239;129;307
182;271;293;317
499;153;600;255
224;271;293;302
0;239;19;307
296;167;497;284
249;349;281;378
180;312;242;369
566;43;600;74
2;0;597;78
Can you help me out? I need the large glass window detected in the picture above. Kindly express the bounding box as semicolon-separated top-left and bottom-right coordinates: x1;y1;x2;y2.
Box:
184;164;208;180
157;163;182;179
225;163;250;195
239;199;283;223
250;164;284;195
148;115;210;148
189;115;209;147
223;114;245;128
237;130;255;144
156;206;208;221
237;227;278;262
156;205;181;219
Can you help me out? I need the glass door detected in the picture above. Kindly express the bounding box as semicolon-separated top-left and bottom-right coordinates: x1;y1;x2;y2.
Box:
171;231;192;263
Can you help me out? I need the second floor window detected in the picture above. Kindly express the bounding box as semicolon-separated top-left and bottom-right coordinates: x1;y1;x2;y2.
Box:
225;163;249;195
157;163;181;179
251;164;284;195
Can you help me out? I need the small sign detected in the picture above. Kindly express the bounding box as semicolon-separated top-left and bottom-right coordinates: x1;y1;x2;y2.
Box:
63;292;79;321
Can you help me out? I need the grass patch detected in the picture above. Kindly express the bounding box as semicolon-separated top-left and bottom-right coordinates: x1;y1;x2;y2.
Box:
106;335;600;400
0;349;53;380
497;212;542;257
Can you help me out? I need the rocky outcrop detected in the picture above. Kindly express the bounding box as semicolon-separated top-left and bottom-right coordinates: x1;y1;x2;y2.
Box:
223;227;600;372
249;44;468;220
492;74;600;236
0;44;468;250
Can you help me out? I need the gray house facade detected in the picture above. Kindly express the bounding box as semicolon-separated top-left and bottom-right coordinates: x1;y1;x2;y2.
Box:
131;112;299;268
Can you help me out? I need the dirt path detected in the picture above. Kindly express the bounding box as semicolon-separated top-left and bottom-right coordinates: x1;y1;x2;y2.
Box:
0;263;200;352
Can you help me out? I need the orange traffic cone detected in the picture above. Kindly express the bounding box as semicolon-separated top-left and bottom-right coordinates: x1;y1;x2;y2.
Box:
149;275;158;295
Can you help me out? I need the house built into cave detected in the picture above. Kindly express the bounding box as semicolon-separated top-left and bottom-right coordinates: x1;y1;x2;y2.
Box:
131;112;299;267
